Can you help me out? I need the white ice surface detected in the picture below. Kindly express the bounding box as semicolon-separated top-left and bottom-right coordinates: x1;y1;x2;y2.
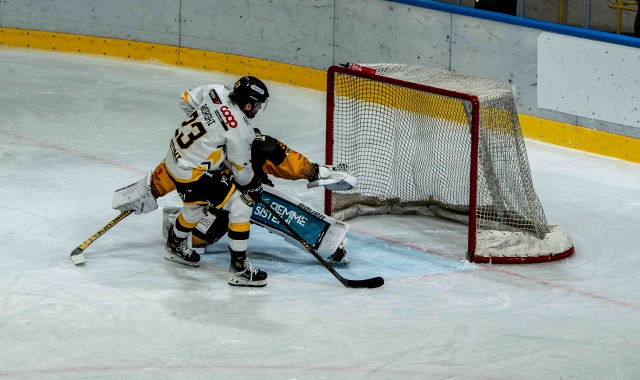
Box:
1;47;640;379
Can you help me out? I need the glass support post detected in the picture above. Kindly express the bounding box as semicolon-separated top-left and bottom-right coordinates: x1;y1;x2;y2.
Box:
517;0;525;17
583;0;592;28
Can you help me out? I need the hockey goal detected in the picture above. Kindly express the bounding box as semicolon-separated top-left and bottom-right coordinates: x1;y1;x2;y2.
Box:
325;64;574;263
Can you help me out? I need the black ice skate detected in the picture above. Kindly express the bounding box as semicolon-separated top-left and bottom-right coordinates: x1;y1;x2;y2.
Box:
228;256;267;287
164;229;200;267
327;239;350;264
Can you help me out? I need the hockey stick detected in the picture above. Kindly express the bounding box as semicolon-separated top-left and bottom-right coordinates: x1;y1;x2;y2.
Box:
70;210;133;265
257;199;384;289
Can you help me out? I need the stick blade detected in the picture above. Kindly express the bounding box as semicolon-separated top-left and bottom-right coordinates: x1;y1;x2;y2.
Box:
344;276;384;289
70;248;87;265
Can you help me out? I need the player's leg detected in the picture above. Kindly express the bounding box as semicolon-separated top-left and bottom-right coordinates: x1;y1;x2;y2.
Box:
162;206;228;253
192;208;229;248
165;204;202;266
222;191;267;287
165;171;233;267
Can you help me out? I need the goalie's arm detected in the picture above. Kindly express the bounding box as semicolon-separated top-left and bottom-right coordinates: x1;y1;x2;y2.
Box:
253;133;356;190
141;136;305;202
112;131;355;214
143;136;310;204
253;133;317;181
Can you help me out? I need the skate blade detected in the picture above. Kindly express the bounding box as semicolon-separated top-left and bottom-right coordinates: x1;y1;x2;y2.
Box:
164;252;200;267
228;276;267;287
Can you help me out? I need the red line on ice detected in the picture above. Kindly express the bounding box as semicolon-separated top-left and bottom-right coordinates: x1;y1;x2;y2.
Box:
4;128;635;310
0;129;145;174
352;228;640;311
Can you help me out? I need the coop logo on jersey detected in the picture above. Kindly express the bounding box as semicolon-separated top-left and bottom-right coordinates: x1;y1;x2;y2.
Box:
208;89;222;104
218;105;237;129
200;104;216;126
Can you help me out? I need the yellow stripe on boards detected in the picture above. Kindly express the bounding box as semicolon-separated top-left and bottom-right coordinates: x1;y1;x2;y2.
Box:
178;47;325;90
520;114;640;164
334;75;517;135
0;27;179;64
334;76;468;125
0;27;326;91
2;27;640;165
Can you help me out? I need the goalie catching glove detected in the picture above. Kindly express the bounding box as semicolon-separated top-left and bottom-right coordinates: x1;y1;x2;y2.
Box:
307;164;357;191
112;171;158;215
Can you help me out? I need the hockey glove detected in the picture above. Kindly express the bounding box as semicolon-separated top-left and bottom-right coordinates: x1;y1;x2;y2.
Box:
307;164;357;191
244;185;263;202
259;172;274;187
240;176;264;202
112;171;158;215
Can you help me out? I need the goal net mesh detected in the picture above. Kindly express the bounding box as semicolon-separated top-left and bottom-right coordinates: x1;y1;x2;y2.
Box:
329;63;551;243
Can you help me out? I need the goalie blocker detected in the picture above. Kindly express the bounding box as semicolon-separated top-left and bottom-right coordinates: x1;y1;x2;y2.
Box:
162;186;350;263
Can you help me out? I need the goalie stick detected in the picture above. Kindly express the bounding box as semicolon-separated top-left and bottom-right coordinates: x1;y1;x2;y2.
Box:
257;199;384;289
69;210;133;265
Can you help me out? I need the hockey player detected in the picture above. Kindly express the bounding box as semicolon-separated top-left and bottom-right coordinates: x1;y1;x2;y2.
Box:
116;129;354;261
112;79;356;285
160;76;269;287
159;129;353;264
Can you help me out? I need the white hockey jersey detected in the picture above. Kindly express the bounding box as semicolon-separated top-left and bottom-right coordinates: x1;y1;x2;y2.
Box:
164;84;255;186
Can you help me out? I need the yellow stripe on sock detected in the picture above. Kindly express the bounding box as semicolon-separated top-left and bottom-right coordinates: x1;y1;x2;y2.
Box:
229;222;250;232
177;213;199;229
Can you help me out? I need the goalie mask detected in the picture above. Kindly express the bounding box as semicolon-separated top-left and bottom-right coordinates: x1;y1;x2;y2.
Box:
231;76;269;118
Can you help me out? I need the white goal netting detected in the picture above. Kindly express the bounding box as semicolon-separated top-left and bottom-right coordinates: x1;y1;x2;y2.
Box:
328;63;573;263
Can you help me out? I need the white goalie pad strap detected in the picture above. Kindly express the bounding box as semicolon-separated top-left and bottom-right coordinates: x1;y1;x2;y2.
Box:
112;171;158;215
307;165;358;191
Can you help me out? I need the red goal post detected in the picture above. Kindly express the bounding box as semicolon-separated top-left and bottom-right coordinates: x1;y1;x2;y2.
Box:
325;64;574;264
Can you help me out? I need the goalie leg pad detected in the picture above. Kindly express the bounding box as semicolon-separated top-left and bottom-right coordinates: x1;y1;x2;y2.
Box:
162;187;350;257
254;186;350;254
